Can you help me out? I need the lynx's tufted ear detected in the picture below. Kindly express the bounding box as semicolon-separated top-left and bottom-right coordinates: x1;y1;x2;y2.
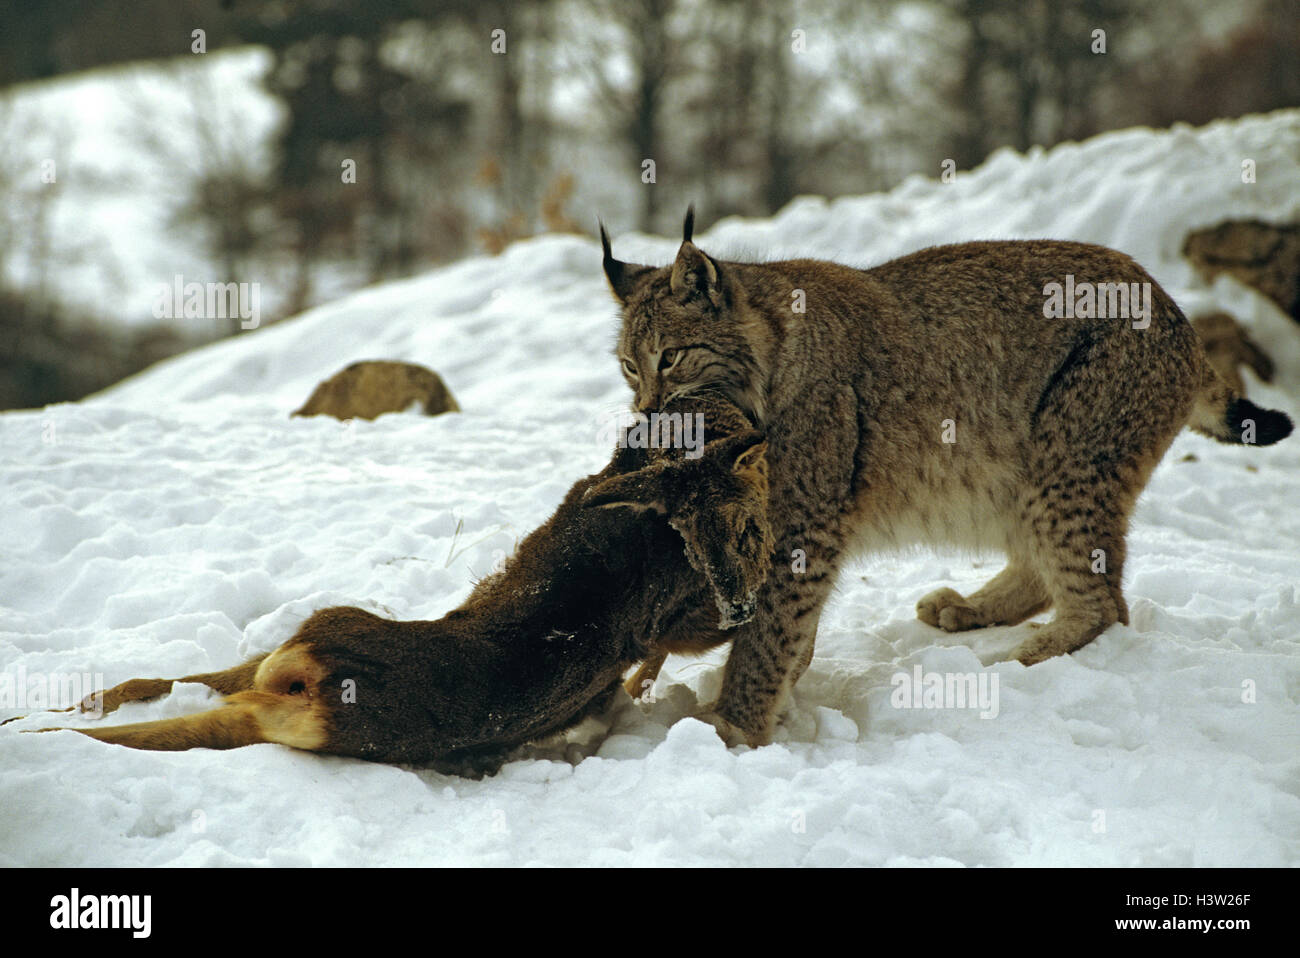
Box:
671;248;723;307
670;204;724;307
599;221;653;305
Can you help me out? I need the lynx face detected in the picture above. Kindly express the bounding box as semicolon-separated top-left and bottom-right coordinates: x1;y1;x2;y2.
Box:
615;282;758;415
603;216;769;423
584;431;772;629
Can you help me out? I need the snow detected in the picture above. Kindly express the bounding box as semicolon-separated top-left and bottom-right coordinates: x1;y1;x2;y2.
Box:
4;110;1300;866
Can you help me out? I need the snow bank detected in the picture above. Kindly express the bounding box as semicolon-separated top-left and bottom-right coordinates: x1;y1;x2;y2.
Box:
3;111;1298;866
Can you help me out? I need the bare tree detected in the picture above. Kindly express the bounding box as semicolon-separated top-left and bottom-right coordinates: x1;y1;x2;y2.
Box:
577;0;682;231
936;0;1139;169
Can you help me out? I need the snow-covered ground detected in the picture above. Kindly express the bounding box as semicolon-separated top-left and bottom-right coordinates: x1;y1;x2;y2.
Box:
3;111;1299;867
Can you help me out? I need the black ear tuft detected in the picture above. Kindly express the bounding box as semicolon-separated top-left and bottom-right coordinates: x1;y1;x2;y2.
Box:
598;220;652;305
599;219;612;260
683;204;696;244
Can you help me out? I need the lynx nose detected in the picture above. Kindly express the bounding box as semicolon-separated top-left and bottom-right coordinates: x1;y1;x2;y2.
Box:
634;378;663;413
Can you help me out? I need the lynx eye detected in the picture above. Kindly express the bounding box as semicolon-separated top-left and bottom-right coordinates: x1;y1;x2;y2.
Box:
659;348;681;371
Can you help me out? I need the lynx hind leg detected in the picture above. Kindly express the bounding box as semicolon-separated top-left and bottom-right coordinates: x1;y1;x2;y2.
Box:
1009;472;1134;666
917;562;1051;632
1003;320;1195;664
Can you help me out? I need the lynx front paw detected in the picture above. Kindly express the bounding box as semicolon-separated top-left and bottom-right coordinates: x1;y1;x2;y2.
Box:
692;707;770;748
1010;617;1108;665
916;587;983;632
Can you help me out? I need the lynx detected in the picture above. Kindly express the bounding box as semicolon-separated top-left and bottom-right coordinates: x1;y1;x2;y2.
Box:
29;396;771;766
601;207;1293;747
